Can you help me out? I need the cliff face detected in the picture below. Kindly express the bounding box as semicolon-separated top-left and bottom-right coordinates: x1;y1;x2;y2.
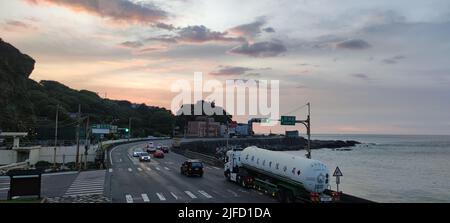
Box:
0;38;37;132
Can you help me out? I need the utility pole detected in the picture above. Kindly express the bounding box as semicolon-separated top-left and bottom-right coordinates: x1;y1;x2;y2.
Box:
53;105;59;169
84;116;90;170
75;104;81;170
128;117;132;142
306;102;311;159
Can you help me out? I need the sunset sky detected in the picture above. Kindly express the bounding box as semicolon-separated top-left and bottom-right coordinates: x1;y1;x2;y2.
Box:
1;0;450;135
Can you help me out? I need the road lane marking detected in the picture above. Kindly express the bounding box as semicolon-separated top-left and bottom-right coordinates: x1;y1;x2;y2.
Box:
164;167;170;171
238;189;249;193
213;167;221;170
156;167;161;171
128;168;133;172
226;189;239;197
137;168;143;172
170;192;179;200
142;194;150;203
109;168;113;173
156;193;166;201
126;195;134;203
198;190;213;199
184;191;197;199
205;166;212;170
110;145;121;166
146;167;152;171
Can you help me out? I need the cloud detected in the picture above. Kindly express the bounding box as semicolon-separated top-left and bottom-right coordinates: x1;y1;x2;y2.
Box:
382;55;406;64
210;66;253;76
2;20;35;31
177;25;243;43
229;17;267;39
336;39;371;50
25;0;167;25
229;40;287;57
263;27;275;33
154;22;175;31
350;73;370;80
119;41;143;48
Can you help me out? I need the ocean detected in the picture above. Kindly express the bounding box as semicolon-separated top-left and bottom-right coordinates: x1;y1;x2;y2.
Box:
285;134;450;203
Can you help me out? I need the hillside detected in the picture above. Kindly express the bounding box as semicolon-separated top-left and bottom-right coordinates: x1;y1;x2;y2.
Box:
0;38;174;140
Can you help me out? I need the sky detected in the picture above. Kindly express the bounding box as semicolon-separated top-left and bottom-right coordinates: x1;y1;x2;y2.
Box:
1;0;450;135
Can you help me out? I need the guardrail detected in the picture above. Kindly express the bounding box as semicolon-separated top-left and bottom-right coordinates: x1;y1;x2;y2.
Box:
0;160;30;175
175;149;224;167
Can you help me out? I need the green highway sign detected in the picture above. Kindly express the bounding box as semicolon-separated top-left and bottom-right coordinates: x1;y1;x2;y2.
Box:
280;116;296;126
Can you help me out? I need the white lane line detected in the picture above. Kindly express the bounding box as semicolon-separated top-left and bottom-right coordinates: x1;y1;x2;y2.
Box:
164;167;170;171
119;159;122;162
137;168;143;172
109;168;113;173
213;167;221;170
142;194;150;203
198;190;213;199
126;195;134;203
156;193;166;201
146;167;152;171
238;189;249;193
128;168;133;172
205;166;212;170
156;167;161;171
170;192;179;200
110;145;121;166
184;191;197;199
226;189;239;197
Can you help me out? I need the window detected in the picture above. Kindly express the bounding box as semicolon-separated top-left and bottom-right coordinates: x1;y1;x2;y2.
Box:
251;156;254;161
269;161;272;168
246;154;249;160
292;168;296;174
257;158;259;164
297;170;301;176
238;157;240;161
262;160;266;166
276;163;279;170
283;166;287;172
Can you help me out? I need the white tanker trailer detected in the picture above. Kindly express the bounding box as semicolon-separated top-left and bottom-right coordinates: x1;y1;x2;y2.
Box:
224;146;338;203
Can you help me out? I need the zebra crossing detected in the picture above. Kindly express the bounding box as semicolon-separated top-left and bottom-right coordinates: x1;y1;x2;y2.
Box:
65;170;106;197
124;189;221;203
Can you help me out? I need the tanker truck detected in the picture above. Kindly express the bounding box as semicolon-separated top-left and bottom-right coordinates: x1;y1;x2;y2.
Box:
224;146;339;203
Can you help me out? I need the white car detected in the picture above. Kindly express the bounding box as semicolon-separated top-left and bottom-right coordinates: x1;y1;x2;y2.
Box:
133;151;141;157
139;152;151;162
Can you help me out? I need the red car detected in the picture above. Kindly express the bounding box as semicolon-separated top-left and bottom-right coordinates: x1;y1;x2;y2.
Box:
153;150;165;158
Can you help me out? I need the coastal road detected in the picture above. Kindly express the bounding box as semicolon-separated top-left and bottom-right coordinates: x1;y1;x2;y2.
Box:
105;140;277;203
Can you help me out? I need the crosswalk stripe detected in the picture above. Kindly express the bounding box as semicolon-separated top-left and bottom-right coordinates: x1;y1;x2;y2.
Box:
184;191;197;199
128;168;133;172
126;195;133;203
142;194;150;203
164;167;170;171
156;193;166;201
67;186;104;192
66;189;105;195
109;168;113;173
137;168;143;172
156;167;161;171
170;192;179;200
146;167;152;171
198;190;213;199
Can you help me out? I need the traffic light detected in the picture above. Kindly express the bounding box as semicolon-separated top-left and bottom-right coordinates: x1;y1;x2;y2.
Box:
125;128;129;133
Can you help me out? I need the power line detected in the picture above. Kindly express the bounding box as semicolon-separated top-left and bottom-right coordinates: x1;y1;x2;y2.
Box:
283;103;308;116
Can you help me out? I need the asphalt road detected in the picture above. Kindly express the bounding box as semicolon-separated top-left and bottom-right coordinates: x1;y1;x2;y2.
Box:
105;140;277;203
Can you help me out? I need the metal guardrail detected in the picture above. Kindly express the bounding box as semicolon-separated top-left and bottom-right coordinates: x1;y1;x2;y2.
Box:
0;160;30;175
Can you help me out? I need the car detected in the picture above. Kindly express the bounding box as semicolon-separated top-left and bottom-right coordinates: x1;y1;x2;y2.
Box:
139;152;151;162
147;142;154;148
147;147;157;154
180;160;204;177
133;151;141;157
161;146;170;153
156;144;163;149
153;150;165;158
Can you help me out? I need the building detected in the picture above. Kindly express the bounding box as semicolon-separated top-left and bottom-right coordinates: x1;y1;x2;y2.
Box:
186;117;221;137
285;130;300;138
235;123;250;137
